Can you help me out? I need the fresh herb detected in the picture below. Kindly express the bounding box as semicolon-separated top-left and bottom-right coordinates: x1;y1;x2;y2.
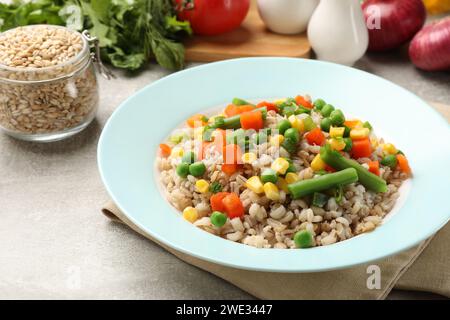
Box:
209;182;223;194
0;0;191;71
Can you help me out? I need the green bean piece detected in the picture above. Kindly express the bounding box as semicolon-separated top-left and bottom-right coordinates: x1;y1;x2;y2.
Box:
189;162;206;177
320;117;332;132
343;137;353;152
321;104;335;117
343;126;351;137
363;121;373;131
294;230;314;248
277;119;292;135
217;107;267;129
314;99;326;110
319;144;387;193
182;151;196;164
330;109;345;126
261;169;278;184
232;98;254;106
286;163;297;174
288;168;358;199
202;127;215;142
210;211;227;227
176;163;190;178
312;192;329;208
380;154;398;168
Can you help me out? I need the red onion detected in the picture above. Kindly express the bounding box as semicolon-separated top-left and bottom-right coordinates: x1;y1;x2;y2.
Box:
409;17;450;71
362;0;426;51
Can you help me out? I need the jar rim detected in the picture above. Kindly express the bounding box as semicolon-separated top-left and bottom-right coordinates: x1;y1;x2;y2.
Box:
0;24;89;74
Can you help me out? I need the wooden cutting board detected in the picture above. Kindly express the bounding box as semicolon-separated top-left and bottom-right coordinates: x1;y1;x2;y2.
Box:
184;0;311;62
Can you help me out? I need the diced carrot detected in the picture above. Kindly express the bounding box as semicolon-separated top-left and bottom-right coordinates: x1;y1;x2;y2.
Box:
368;160;380;176
159;143;171;157
237;105;255;113
240;110;264;130
222;193;245;218
256;101;279;113
210;192;230;212
305;127;326;146
198;141;211;160
325;164;336;173
187;114;207;128
223;144;242;165
295;95;313;109
213;129;227;151
396;154;411;175
224;104;240;117
221;163;239;175
344;120;361;129
351;138;372;159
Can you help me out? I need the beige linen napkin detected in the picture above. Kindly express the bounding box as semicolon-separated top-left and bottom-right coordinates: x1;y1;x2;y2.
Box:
101;102;450;299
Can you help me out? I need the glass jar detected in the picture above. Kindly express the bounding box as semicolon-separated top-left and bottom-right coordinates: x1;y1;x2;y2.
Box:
0;25;105;142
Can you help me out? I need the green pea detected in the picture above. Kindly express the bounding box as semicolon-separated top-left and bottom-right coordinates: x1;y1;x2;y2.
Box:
343;126;351;137
284;127;300;143
321;104;335;117
189;161;206;177
210;211;227;227
381;155;398;168
314;99;326;110
277;119;292;135
261;169;278;184
343;138;353;152
294;230;314;248
281;138;297;154
176;163;190;178
303;116;316;132
330;109;345;126
182;151;196;164
320;117;332;132
286;163;297;174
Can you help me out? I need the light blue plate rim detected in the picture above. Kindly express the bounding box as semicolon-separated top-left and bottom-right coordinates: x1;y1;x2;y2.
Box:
98;57;450;273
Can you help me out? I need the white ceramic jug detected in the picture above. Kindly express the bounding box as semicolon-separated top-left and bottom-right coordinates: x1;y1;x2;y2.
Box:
257;0;319;34
307;0;369;66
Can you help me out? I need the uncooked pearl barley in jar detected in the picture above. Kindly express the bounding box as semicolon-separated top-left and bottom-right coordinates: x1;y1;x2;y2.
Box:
0;25;111;142
307;0;369;66
257;0;319;34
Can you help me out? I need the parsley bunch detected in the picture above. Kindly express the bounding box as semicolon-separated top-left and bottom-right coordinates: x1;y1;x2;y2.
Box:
0;0;191;71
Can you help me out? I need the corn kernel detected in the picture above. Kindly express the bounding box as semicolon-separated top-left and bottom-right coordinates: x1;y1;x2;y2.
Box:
270;134;284;146
263;182;280;201
171;147;184;158
346;119;363;129
246;176;264;194
382;143;397;155
276;177;289;193
182;206;198;223
242;152;257;164
371;137;379;149
329;127;345;138
194;126;204;141
329;138;346;151
271;157;290;175
311;154;326;171
285;172;299;184
274;98;287;105
195;179;210;193
288;115;304;132
350;128;370;140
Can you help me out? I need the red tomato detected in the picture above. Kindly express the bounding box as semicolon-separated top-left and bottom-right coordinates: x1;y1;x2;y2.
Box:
176;0;250;36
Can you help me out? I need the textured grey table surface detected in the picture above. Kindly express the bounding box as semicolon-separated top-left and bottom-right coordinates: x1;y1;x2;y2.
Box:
0;49;449;299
